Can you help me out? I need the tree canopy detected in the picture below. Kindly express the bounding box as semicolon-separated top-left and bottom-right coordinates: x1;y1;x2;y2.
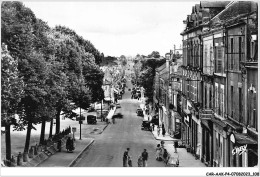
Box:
1;1;105;154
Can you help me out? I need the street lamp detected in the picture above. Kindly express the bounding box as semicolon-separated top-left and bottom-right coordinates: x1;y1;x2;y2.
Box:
79;80;87;140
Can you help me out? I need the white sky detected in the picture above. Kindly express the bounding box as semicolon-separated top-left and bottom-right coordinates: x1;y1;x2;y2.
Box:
24;1;198;57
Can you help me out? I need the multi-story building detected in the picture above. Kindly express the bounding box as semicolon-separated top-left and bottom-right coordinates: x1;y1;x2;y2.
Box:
181;1;258;167
170;48;183;138
180;1;228;160
156;57;170;131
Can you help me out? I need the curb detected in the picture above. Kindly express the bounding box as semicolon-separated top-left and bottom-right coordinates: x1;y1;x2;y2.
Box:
68;139;95;167
98;124;109;134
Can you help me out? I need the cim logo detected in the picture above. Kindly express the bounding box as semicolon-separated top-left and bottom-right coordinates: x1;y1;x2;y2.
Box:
232;144;247;156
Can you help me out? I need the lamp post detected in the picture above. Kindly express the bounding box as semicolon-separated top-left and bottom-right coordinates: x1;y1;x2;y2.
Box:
79;78;86;140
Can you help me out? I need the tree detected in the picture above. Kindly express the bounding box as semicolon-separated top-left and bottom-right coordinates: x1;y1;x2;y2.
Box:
148;51;160;58
137;58;166;102
1;1;51;155
120;55;127;66
1;44;24;165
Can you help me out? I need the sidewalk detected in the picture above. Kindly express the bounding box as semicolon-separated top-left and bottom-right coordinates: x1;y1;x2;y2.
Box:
140;101;206;167
37;138;94;167
37;106;118;167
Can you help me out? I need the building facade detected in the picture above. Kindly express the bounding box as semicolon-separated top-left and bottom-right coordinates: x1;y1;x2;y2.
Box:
180;1;258;167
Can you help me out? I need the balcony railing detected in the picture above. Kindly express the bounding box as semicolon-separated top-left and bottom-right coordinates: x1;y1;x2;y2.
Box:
200;108;213;119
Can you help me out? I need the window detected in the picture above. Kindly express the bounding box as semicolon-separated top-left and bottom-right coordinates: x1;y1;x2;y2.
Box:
204;44;208;72
238;37;242;70
231;86;234;118
220;86;224;117
230;38;234;70
205;86;207;108
187;81;189;97
215;41;224;73
215;84;219;114
239;87;242;122
209;86;212;109
194;81;197;102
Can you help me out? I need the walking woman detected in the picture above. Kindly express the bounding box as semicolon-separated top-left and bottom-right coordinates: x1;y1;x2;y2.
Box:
155;144;161;160
163;149;170;165
157;126;160;137
137;156;143;167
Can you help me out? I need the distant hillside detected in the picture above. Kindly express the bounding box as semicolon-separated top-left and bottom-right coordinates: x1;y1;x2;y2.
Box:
100;56;118;66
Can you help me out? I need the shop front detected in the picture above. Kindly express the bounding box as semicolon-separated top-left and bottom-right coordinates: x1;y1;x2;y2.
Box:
201;119;213;166
182;108;191;150
228;131;257;167
211;118;227;167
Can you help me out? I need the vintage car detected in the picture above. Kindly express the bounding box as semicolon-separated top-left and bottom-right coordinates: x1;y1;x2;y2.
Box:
136;108;144;116
87;115;97;124
141;120;152;131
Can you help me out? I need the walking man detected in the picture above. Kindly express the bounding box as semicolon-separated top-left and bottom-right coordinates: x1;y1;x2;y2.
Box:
123;148;130;167
141;149;148;167
174;140;178;153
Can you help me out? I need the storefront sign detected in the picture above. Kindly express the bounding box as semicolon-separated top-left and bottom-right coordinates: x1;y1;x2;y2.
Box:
72;127;76;132
230;133;235;143
232;145;247;156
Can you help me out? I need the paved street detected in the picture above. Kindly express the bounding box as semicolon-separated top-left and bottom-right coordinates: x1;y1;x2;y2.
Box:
75;80;165;167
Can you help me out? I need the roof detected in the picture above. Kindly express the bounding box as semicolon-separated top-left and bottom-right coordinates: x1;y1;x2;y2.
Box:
200;1;230;8
211;1;257;24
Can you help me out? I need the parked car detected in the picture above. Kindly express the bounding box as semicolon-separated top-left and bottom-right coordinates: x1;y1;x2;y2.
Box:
141;120;152;131
87;115;97;124
116;103;121;108
136;108;144;116
150;115;159;126
88;107;95;112
112;113;123;119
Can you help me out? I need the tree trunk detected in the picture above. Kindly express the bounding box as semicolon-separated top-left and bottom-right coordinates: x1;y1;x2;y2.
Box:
55;107;62;134
5;123;11;166
39;120;46;145
49;119;53;139
24;122;32;153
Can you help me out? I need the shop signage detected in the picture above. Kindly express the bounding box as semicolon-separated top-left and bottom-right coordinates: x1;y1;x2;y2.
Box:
230;133;235;143
72;127;76;132
184;115;190;125
232;144;247;156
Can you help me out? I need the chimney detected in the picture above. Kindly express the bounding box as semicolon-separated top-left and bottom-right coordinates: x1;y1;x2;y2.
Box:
165;53;171;71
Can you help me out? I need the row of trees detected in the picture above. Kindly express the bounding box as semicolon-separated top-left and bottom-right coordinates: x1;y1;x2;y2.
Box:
1;2;104;163
133;51;166;103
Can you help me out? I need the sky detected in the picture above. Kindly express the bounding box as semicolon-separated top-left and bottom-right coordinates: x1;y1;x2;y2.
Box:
24;1;198;57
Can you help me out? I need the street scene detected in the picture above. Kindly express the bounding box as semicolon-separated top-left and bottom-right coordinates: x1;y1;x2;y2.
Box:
1;1;258;175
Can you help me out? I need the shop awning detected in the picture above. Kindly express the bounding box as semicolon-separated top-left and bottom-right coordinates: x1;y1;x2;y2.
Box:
233;133;258;145
211;118;226;128
223;119;243;132
104;97;112;101
114;89;119;94
173;112;182;121
162;106;167;114
183;109;191;115
201;119;211;131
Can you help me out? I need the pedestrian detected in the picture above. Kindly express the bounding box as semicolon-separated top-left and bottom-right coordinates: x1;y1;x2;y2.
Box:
162;127;166;137
155;144;161;160
123;148;130;167
141;149;148;167
137;156;143;167
157;126;160;137
66;137;74;152
174;140;178;153
163;149;170;165
160;140;165;149
128;156;133;167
